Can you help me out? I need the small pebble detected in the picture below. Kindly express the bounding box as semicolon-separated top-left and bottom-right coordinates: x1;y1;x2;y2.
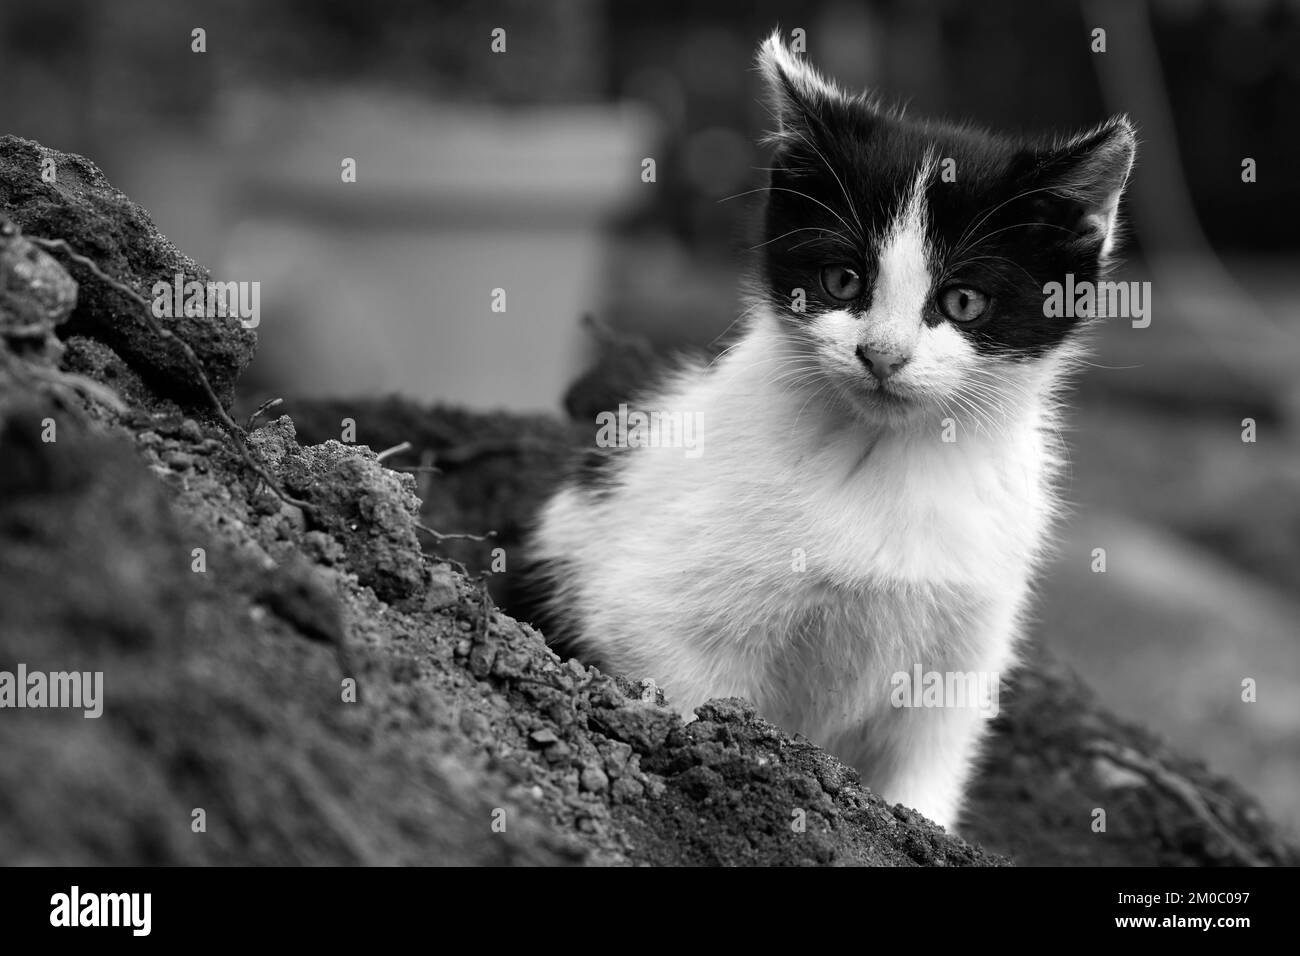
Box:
459;710;491;737
580;766;610;793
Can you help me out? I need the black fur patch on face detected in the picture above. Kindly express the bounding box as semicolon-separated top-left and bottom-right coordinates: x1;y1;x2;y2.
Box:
920;119;1135;358
757;49;1134;360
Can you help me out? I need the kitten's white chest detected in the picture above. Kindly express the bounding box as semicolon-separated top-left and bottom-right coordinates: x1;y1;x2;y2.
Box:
758;579;990;734
760;412;1052;594
729;422;1044;711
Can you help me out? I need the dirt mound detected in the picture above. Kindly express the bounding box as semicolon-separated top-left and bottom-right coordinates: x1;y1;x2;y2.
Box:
0;136;253;406
0;135;1293;866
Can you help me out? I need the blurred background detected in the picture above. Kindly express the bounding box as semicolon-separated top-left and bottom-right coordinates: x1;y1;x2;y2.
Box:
2;0;1297;834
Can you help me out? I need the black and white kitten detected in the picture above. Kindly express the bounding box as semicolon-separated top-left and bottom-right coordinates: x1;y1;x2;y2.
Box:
529;33;1135;830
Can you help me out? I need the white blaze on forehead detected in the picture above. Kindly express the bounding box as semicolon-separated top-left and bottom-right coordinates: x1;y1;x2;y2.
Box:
865;162;935;351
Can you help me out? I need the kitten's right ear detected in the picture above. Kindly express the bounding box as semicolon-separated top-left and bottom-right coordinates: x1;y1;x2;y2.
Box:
757;30;846;147
1032;115;1137;259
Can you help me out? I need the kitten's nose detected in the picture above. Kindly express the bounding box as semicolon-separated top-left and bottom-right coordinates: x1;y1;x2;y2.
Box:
856;345;909;381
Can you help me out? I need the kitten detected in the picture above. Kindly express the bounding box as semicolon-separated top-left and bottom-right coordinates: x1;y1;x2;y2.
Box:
527;32;1135;831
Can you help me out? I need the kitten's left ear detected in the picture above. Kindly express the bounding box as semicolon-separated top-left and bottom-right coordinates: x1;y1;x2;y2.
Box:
756;30;847;145
1035;115;1137;257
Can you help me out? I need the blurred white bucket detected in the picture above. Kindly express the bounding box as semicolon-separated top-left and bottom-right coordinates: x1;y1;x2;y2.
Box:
217;89;657;413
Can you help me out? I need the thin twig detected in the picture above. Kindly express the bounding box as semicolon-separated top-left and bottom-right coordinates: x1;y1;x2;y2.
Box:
375;440;411;462
430;554;473;578
30;236;315;513
415;522;496;543
24;363;128;413
478;574;493;643
246;396;283;430
415;448;438;503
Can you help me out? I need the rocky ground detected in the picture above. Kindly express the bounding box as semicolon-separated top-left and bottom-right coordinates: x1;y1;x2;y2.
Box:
0;134;1294;866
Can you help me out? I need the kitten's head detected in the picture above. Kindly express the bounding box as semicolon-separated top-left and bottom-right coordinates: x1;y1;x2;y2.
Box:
752;32;1135;428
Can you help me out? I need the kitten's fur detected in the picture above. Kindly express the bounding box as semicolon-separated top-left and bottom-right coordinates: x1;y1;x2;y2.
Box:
528;33;1135;830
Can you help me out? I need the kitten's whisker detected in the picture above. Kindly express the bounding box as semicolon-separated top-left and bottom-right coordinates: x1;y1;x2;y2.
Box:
958;383;1014;419
960;376;1033;415
759;361;821;390
961;219;1075;249
785;124;868;243
950;184;1073;259
723;186;862;243
754;95;867;241
1073;360;1143;370
705;301;771;367
944;389;990;436
941;253;1039;286
751;226;853;253
793;379;837;433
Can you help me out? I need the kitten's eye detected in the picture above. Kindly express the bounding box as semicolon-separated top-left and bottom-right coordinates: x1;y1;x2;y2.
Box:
937;286;989;323
820;264;864;301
